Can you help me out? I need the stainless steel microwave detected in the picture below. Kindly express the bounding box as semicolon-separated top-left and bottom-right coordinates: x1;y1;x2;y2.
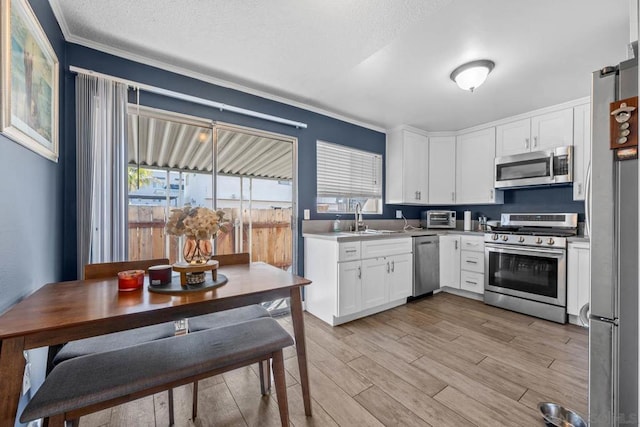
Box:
494;146;573;189
422;210;456;229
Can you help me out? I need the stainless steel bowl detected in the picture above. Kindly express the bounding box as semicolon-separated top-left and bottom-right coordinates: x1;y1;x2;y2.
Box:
538;402;587;427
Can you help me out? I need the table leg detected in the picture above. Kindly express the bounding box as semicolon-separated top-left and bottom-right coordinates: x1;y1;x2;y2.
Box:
0;336;26;425
289;287;312;416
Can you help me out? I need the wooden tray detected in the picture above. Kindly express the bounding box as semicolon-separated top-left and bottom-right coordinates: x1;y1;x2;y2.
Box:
147;273;228;295
172;260;219;285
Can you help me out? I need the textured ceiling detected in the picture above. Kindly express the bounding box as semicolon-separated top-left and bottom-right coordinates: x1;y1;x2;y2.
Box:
52;0;631;131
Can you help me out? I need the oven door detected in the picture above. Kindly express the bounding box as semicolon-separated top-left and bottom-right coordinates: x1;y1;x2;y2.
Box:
484;243;566;306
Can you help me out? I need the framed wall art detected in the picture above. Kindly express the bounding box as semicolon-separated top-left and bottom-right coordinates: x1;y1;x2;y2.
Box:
1;0;59;162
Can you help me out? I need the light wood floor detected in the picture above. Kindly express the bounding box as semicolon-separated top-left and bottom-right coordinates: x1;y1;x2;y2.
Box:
79;292;588;426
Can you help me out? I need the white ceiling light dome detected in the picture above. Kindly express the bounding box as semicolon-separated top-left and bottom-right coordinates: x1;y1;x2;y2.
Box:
450;60;495;92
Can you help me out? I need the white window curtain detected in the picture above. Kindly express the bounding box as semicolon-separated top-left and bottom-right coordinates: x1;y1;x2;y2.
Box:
76;74;129;277
316;140;382;199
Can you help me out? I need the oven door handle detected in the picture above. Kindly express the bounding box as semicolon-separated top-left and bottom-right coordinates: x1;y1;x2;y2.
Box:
485;244;565;257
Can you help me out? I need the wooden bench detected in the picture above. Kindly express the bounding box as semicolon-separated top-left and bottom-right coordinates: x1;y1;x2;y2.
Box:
22;318;294;426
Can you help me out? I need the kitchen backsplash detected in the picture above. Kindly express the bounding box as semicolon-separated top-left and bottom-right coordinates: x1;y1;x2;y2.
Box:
387;185;585;223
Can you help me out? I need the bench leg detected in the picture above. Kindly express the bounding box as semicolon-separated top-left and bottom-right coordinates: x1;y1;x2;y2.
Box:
259;359;271;395
272;351;289;427
46;414;65;426
168;388;174;425
192;381;198;420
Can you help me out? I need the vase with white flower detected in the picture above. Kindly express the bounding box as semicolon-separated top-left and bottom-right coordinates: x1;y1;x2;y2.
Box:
166;206;228;265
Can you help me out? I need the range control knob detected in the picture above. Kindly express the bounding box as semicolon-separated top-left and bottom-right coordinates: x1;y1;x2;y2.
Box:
518;236;525;243
492;234;499;241
501;235;509;241
535;237;543;244
547;238;555;245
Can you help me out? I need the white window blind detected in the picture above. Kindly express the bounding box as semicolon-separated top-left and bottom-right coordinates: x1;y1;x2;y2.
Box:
316;141;382;199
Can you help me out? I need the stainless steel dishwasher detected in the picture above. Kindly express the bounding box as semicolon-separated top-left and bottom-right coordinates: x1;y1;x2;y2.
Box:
412;235;439;297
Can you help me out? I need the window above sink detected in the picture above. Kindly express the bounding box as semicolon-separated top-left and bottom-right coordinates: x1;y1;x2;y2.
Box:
316;140;382;214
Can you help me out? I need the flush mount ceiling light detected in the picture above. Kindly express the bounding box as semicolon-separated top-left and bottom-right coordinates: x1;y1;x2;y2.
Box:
450;59;495;92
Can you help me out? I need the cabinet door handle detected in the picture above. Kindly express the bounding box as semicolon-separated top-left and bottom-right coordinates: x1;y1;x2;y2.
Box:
466;260;478;264
387;262;390;273
465;280;478;285
417;191;421;200
451;192;455;202
533;136;538;148
391;261;395;272
358;266;361;279
346;249;357;253
454;240;458;250
525;138;530;149
577;183;582;195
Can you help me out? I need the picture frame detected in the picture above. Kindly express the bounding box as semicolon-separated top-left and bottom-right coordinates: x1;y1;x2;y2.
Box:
0;0;59;162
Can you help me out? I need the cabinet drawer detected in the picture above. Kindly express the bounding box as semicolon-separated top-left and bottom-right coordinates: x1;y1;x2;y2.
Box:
461;250;484;273
339;241;361;261
460;270;484;294
460;236;484;252
362;238;412;259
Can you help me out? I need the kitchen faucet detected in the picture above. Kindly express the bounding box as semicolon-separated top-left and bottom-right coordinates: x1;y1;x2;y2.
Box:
354;202;365;231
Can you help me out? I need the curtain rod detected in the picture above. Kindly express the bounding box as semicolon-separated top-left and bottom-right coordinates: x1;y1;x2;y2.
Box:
69;66;308;129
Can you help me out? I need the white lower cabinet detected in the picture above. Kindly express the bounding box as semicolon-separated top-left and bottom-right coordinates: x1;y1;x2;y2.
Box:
567;241;590;321
440;234;485;295
388;253;413;301
361;257;388;310
337;260;362;316
439;235;461;289
304;236;413;326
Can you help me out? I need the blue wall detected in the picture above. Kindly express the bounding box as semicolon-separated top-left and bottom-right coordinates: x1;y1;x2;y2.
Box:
392;185;585;224
0;1;66;424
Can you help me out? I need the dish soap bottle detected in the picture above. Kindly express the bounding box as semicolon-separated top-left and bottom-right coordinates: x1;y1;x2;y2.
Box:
333;215;341;232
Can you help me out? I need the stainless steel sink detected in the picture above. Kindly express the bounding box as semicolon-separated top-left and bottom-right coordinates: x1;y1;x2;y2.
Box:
342;229;406;235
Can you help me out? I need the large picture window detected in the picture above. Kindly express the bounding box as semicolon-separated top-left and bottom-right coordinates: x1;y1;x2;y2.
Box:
316;140;382;214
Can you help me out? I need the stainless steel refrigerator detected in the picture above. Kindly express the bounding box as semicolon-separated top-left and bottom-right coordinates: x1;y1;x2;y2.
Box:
588;54;639;426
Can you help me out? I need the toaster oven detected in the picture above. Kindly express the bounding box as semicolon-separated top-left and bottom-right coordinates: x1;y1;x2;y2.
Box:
421;210;456;229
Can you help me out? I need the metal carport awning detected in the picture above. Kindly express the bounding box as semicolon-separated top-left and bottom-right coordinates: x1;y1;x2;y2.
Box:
128;108;293;180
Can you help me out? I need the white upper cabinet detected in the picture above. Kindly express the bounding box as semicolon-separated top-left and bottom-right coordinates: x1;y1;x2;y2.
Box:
573;103;591;201
456;128;503;205
386;129;429;205
531;109;574;150
496;118;531;157
496;108;574;157
428;136;456;204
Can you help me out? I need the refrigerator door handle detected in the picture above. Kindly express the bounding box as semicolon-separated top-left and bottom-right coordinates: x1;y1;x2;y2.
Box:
585;161;592;237
579;302;590;327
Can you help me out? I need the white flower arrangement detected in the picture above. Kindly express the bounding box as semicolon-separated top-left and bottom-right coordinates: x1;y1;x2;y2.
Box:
166;206;228;240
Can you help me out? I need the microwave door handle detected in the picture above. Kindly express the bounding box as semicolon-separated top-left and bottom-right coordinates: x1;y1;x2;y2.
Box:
549;152;555;181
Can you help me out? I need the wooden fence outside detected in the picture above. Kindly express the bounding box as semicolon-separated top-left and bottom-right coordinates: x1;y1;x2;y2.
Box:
128;206;292;270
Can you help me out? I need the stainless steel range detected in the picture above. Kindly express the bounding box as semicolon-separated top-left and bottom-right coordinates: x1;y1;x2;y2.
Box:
484;213;578;323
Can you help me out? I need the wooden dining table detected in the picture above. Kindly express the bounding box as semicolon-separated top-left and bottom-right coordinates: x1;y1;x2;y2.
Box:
0;262;312;425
